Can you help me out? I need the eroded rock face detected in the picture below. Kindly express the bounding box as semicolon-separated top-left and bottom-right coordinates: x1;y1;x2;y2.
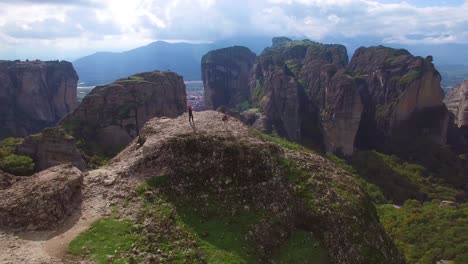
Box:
16;127;86;171
349;46;448;148
445;81;468;130
202;46;256;110
249;39;448;154
0;60;78;139
61;71;187;152
0;164;83;231
250;38;362;154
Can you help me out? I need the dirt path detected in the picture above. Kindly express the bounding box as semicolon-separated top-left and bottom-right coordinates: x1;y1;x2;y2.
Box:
0;111;250;264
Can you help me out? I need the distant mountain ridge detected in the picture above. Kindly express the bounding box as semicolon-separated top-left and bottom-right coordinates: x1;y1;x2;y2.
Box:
74;36;468;86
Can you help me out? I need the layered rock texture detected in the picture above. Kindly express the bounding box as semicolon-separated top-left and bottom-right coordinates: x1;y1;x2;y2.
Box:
16;127;86;171
202;46;256;109
0;60;78;139
61;71;187;154
0;164;83;231
215;38;448;154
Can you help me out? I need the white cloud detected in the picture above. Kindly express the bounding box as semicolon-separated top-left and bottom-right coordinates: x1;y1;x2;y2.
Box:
0;0;468;59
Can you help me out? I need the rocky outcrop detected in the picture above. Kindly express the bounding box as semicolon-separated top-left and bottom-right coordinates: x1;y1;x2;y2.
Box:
248;39;448;154
445;81;468;131
202;46;256;110
0;60;78;139
61;71;187;154
349;46;448;149
111;111;405;264
445;81;468;152
249;38;362;155
0;164;83;231
16;127;86;171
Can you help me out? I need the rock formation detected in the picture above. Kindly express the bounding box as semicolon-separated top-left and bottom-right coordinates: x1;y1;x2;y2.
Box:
61;71;187;154
16;127;86;171
444;81;468;152
445;81;468;131
108;111;405;264
202;46;256;110
249;38;362;155
0;60;78;139
242;38;448;154
348;46;448;149
0;164;83;231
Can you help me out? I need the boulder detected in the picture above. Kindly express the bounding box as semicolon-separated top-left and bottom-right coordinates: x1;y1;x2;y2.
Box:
0;60;78;139
16;127;86;171
0;164;83;231
61;71;187;152
202;46;256;110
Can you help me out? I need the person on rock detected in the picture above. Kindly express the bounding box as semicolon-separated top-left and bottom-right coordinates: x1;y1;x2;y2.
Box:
188;105;194;124
222;112;228;131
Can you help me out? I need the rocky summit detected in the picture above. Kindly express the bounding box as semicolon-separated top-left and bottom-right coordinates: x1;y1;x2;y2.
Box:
0;60;78;140
60;71;187;157
202;46;256;110
67;111;403;264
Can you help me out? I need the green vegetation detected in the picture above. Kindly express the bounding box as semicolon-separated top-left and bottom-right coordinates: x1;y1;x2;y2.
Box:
350;151;458;204
238;100;251;111
253;130;315;153
0;137;34;175
400;68;422;85
128;75;144;81
273;230;329;264
69;219;139;264
378;201;468;264
285;60;302;76
324;146;468;264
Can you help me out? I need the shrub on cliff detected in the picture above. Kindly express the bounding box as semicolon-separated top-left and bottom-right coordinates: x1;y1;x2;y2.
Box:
0;138;34;175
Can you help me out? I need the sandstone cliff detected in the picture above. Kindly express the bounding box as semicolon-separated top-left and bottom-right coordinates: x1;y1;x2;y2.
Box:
202;46;256;110
445;81;468;130
0;60;78;139
348;46;448;149
444;81;468;152
249;38;362;155
16;127;86;171
246;39;448;154
61;71;187;156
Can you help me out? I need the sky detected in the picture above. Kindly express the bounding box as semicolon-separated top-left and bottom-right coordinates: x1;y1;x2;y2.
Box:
0;0;467;60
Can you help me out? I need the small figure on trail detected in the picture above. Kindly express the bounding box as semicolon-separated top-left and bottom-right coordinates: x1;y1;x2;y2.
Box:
188;105;194;124
222;113;228;131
